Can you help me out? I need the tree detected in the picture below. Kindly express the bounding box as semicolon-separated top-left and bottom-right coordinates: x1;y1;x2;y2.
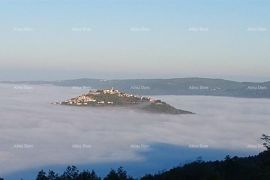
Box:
104;167;133;180
104;169;118;180
116;167;128;180
261;134;270;150
77;170;100;180
47;170;59;180
61;166;79;180
36;170;48;180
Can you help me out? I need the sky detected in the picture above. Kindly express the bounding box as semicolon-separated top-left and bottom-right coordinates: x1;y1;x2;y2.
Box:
0;0;269;81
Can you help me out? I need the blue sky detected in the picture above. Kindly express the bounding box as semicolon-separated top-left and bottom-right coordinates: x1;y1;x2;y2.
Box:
0;0;269;81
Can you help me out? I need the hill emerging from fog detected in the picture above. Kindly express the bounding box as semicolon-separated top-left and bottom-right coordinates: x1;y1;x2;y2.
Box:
56;88;193;115
2;78;270;98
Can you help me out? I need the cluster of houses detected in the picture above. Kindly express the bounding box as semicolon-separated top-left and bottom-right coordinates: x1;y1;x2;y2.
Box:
61;88;155;106
96;88;152;101
64;95;98;105
64;95;114;106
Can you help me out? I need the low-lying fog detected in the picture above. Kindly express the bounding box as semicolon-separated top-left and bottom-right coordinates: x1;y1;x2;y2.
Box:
0;83;269;175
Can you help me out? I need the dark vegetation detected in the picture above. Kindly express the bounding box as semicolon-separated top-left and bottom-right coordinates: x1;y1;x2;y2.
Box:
141;150;270;180
93;93;143;105
1;135;269;180
35;166;133;180
32;151;270;180
142;101;193;114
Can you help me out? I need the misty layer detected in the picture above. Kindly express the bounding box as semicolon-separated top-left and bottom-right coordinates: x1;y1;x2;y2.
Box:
0;84;269;174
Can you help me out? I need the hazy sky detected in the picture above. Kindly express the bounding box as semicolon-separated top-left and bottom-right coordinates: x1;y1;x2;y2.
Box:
0;0;269;81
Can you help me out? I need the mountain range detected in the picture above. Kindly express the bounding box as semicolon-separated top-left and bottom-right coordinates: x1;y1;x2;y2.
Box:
2;78;270;98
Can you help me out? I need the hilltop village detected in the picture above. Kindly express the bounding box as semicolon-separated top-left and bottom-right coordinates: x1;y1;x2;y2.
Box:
62;88;153;106
58;88;193;114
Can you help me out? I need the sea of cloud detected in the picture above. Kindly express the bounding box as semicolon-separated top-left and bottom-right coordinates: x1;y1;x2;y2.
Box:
0;83;269;174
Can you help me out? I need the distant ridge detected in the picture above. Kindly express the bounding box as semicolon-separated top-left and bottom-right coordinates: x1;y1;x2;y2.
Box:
1;77;270;98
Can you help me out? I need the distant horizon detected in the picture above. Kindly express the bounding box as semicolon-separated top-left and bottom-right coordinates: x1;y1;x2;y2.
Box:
1;75;270;83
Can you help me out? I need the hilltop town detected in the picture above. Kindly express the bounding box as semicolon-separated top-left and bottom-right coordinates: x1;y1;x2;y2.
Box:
57;88;193;114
